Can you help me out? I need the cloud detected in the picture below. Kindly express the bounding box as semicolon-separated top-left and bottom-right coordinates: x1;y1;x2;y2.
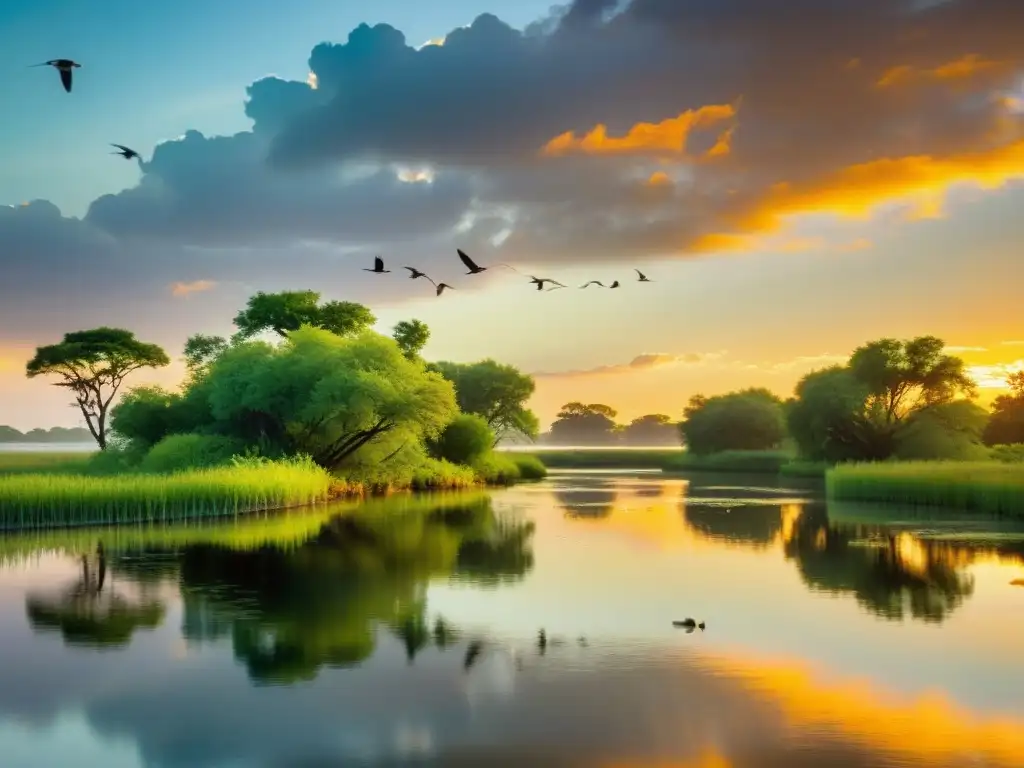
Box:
170;280;217;297
965;359;1024;388
1001;340;1024;346
944;345;988;353
532;352;722;378
2;0;1024;345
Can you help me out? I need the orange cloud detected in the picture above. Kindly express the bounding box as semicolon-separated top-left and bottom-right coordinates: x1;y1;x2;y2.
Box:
696;138;1024;251
965;359;1024;389
170;279;217;297
877;53;1004;88
540;104;736;158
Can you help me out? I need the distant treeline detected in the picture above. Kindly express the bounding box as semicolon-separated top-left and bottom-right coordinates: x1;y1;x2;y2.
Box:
0;426;94;443
533;408;681;447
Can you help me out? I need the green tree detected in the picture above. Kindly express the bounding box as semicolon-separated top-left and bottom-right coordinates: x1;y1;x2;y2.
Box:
788;337;977;462
548;402;619;445
196;326;456;469
428;359;539;443
26;328;170;449
679;388;786;454
983;371;1024;446
232;290;375;340
392;319;430;361
428;414;494;465
620;414;679;446
183;333;229;377
895;400;990;460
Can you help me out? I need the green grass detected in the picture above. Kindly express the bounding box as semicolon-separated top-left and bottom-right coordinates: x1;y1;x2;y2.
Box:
472;452;547;484
664;449;796;474
517;448;682;469
0;451;94;475
778;460;830;478
0;456;335;531
826;460;1024;517
518;447;828;477
990;444;1024;463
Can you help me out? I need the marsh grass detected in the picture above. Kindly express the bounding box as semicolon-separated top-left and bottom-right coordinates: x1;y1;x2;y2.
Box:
0;456;334;531
665;449;795;474
0;451;94;475
521;449;682;469
826;461;1024;517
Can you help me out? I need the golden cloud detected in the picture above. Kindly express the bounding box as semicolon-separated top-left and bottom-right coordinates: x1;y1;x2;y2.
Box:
170;279;217;297
540;103;737;158
876;54;1005;88
965;359;1024;389
696;138;1024;252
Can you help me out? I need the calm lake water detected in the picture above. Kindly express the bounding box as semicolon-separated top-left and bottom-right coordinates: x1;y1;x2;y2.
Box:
1;470;1023;767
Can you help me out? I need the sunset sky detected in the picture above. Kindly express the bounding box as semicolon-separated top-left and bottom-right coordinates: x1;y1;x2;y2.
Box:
1;0;1023;431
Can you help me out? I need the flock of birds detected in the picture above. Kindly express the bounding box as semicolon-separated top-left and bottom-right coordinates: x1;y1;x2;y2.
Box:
365;249;654;297
31;59;654;295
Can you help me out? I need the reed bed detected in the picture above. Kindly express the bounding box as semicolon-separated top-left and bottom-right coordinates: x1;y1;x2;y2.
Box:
519;448;682;469
0;457;334;531
826;461;1024;517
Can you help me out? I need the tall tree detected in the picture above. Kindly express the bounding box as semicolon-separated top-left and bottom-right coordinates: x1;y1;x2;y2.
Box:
983;371;1024;446
428;359;539;443
232;290;375;340
620;414;679;445
392;320;430;361
26;328;170;449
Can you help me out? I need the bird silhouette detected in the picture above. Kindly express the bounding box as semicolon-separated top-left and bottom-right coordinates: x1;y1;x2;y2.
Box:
404;266;430;280
364;256;390;274
672;618;706;632
635;269;652;282
30;59;80;93
537;628;547;654
609;280;620;288
457;249;487;275
110;144;140;160
528;276;565;291
435;283;454;296
580;280;605;288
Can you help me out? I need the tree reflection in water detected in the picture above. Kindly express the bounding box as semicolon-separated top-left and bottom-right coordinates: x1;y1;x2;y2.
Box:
23;494;534;684
25;544;166;648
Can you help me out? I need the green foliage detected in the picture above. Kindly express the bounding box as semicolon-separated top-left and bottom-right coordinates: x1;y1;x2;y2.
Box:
470;452;547;485
232;290;375;340
428;414;494;465
429;359;539;442
548;402;619;445
983;372;1024;446
110;386;192;449
0;457;334;530
894;401;991;461
679;389;786;455
0;426;93;443
392;319;430;361
788;338;978;463
826;461;1024;516
521;448;680;469
25;327;171;450
139;434;247;473
183;334;229;376
990;444;1024;463
620;414;679;445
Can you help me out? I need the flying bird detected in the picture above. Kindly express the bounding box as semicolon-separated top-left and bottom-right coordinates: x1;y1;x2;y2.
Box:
110;144;139;160
528;276;565;291
635;269;652;282
364;256;391;274
435;282;454;296
609;280;621;289
580;281;605;288
457;249;487;275
404;266;431;280
30;59;80;93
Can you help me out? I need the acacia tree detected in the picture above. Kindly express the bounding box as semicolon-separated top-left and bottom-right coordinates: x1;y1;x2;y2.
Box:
548;402;619;445
26;328;170;449
393;320;430;361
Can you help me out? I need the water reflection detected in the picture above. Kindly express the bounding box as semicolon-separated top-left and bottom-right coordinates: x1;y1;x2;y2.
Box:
0;474;1023;767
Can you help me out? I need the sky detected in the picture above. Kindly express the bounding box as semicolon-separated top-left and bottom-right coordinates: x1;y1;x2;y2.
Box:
1;0;1023;431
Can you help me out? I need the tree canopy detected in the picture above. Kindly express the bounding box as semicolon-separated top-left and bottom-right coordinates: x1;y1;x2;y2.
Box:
428;359;539;442
983;371;1024;446
232;290;375;340
787;336;977;462
548;402;619;445
113;326;457;470
392;319;430;361
679;389;786;454
620;414;679;446
25;327;170;449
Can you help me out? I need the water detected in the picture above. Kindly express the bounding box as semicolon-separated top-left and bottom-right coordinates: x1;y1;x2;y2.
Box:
0;471;1022;767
